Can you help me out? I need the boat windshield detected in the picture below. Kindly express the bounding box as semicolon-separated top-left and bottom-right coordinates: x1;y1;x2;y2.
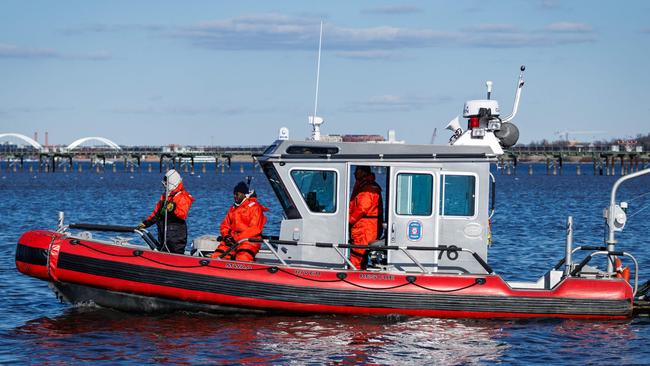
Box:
262;163;301;219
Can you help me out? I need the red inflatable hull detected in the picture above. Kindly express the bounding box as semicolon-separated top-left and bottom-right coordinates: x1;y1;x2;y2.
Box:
16;230;634;318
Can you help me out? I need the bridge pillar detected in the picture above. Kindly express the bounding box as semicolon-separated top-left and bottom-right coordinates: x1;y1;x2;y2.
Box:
620;155;625;176
593;159;597;176
546;158;550;175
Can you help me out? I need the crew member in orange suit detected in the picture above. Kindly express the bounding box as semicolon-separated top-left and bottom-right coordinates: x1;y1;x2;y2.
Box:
212;181;268;262
349;166;383;270
139;169;194;254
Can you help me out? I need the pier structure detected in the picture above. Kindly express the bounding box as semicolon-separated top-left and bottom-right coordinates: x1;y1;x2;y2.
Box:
0;132;265;174
2;132;649;176
498;142;649;176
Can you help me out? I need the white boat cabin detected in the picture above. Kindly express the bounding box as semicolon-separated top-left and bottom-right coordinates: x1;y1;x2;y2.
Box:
256;140;497;274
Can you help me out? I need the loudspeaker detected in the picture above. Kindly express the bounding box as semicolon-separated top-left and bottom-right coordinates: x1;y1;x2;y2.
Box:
446;116;462;133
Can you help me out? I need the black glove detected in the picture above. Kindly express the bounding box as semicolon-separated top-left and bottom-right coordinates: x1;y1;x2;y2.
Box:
139;219;153;229
224;235;237;247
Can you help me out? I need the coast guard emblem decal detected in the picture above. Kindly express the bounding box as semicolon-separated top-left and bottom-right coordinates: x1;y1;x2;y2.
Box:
407;220;422;241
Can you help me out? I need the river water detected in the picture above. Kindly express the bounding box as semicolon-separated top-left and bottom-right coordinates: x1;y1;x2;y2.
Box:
1;162;649;365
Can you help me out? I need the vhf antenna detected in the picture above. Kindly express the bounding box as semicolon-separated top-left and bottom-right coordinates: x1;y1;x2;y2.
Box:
309;21;324;141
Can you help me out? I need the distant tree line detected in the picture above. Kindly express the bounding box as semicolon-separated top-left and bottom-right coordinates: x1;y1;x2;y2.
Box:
521;132;650;147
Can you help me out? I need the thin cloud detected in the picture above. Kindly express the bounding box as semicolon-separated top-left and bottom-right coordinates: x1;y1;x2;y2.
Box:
170;13;455;51
0;44;57;59
0;106;73;118
334;50;405;60
545;22;593;33
173;14;597;51
361;5;423;15
461;33;595;48
539;0;561;10
0;43;111;60
60;24;166;36
343;94;451;113
462;24;520;33
59;14;599;56
110;105;278;116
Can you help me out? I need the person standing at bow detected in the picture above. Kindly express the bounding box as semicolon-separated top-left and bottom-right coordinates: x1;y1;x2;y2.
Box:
212;181;268;262
139;169;194;254
349;166;383;270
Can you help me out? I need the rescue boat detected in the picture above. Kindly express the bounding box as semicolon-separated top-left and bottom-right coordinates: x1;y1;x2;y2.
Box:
15;67;650;318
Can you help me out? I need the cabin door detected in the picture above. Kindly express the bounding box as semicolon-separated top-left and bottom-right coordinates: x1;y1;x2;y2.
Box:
387;166;440;271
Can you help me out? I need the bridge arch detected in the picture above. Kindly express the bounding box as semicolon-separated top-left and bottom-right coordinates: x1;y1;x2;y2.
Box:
0;133;43;150
67;137;121;150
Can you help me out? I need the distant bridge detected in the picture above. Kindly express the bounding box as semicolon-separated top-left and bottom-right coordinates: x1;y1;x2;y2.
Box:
0;133;122;152
0;132;266;173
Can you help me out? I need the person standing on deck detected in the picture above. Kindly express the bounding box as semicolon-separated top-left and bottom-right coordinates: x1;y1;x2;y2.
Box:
212;181;268;262
138;169;194;254
349;166;383;270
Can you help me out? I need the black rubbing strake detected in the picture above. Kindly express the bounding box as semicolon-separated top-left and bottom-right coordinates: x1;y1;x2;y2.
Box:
15;244;47;266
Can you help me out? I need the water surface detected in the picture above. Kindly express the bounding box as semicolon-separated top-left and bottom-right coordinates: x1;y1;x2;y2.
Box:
2;162;649;364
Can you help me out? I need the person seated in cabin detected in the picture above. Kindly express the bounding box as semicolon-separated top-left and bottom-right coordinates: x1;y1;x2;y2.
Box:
211;181;268;262
349;166;383;270
138;169;195;254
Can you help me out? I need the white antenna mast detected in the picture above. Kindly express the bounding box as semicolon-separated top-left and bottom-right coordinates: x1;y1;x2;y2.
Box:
309;21;324;141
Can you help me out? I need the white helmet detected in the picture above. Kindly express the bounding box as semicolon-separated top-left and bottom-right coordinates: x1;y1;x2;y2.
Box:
163;169;182;191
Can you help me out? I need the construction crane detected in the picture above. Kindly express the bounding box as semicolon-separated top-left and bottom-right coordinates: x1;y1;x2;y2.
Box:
429;128;437;144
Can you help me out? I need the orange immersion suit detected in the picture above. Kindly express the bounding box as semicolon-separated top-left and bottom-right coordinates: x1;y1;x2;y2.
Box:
349;173;383;269
142;182;194;254
212;197;268;262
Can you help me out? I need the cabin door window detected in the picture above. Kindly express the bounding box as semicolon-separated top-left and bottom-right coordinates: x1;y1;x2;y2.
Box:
387;167;438;271
396;173;433;216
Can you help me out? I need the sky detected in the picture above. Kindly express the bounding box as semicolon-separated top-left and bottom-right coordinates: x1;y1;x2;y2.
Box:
1;0;649;147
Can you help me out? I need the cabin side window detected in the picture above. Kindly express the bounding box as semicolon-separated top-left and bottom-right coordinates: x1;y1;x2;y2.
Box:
290;170;337;213
395;173;433;216
440;174;476;217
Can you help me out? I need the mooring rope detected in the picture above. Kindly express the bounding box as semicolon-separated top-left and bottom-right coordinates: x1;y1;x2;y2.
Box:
628;202;650;219
626;190;650;203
